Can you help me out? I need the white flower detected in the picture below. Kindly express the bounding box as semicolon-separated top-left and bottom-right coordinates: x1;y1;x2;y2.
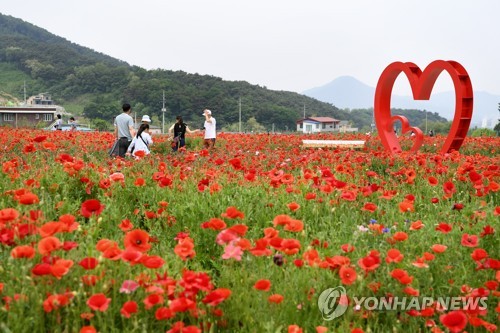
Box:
357;225;369;232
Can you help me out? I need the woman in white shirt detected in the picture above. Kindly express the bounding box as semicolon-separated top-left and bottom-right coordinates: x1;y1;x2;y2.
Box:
126;124;153;158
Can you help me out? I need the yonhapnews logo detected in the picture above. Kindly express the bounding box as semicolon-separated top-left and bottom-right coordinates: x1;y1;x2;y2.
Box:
317;286;348;320
318;286;489;321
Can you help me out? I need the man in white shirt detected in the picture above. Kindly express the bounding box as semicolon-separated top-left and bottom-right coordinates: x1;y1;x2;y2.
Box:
202;109;216;150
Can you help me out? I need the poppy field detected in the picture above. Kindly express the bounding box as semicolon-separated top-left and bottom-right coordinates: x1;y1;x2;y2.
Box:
0;127;498;333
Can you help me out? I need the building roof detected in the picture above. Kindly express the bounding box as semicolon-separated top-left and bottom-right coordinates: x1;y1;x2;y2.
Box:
296;116;340;124
0;106;63;113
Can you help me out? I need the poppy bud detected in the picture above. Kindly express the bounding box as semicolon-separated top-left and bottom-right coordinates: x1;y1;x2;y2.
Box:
273;253;284;266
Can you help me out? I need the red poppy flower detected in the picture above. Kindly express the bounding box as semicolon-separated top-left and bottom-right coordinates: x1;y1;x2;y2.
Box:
305;193;316;200
79;257;99;270
409;220;424;230
37;236;62;256
50;259;74;279
174;237;196;260
470;248;488;261
392;232;408;242
18;192;39;205
33;135;47;143
428;176;439;186
0;208;20;223
87;293;111;312
119;219;134;232
281;174;294;184
431;244;447;253
273;214;293;227
254;279;271;291
439;310;468;333
120;300;138;318
339;265;357;285
32;263;51;276
341;244;355;253
228;158;243;170
385;249;404;263
201;218;227;230
287;202;300;212
280;238;301;255
358;251;381;273
390;269;413;285
398;200;414;213
80;199;105;218
144;293;164;310
340;190;357;201
124;229;151;252
443;181;457;198
134;177;145;186
11;245;35;259
403;287;419;296
227;224;248;236
284;219;304;232
268;294;284;304
80;326;97;333
435;223;452;233
288;325;303;333
480;225;495;237
202;288;232;306
155;307;175;320
43;293;72;313
98;179;111;189
316;326;328;333
169;297;196;312
23;144;36;153
120;247;144;265
461;233;479;247
141;255;165;269
361;202;377;212
221;206;245;219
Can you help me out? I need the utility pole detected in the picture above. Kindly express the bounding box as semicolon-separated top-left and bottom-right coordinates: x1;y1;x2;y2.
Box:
303;103;306;119
161;90;166;134
238;97;242;133
23;81;26;104
425;109;428;134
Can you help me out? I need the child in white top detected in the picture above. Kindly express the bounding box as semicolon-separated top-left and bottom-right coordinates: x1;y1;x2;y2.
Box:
126;124;153;158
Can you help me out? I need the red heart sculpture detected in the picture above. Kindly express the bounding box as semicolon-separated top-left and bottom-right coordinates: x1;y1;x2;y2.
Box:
374;60;473;154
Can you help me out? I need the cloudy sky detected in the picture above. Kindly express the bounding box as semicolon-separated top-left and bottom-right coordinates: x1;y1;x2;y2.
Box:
2;0;499;96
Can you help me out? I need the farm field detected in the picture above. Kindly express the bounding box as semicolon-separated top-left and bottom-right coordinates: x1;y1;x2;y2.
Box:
0;128;498;333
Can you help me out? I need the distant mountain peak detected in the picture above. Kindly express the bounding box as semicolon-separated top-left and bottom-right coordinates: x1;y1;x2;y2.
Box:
303;76;499;127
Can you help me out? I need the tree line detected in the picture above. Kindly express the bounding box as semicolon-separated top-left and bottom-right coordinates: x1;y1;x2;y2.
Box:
0;13;450;132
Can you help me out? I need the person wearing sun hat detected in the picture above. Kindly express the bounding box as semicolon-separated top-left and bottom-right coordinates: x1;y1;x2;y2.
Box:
202;109;216;150
141;115;151;124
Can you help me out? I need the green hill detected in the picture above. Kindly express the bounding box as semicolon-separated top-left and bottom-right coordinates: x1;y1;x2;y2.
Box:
0;13;448;131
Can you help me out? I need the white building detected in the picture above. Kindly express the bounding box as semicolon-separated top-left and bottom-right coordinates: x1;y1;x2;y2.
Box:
296;117;341;133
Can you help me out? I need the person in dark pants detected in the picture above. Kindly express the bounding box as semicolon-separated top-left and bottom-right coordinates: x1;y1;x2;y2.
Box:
168;116;199;152
113;103;135;157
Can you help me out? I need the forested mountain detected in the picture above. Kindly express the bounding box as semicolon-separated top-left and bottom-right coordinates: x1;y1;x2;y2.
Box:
0;13;350;131
0;13;450;131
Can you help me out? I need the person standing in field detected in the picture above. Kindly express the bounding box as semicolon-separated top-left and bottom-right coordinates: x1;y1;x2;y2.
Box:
202;109;216;150
68;117;77;131
168;116;199;152
54;114;63;130
126;123;153;158
114;103;135;158
141;115;151;125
